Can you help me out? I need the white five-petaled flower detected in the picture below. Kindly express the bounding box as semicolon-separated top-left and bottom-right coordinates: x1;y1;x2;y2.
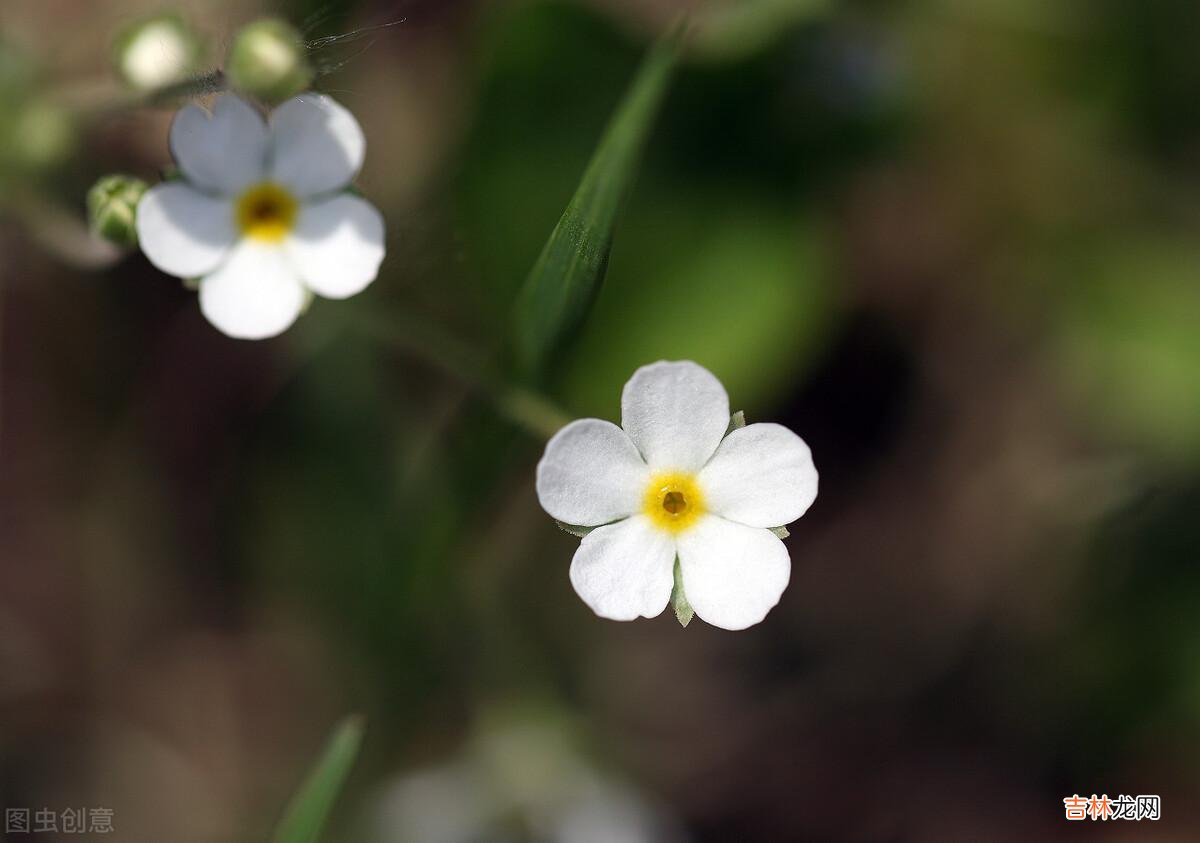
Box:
136;92;385;339
536;361;818;630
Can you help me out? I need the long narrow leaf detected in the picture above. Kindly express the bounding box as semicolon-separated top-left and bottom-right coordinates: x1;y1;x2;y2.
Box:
272;715;366;843
513;27;682;378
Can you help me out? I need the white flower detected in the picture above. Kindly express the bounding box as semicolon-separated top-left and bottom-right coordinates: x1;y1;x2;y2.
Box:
536;360;818;630
136;93;385;339
370;711;682;843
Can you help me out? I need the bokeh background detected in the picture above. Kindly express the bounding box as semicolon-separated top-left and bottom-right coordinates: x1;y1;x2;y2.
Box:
3;0;1200;839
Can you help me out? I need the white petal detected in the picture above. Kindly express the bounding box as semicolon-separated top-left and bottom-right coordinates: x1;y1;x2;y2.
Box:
268;93;365;197
284;194;385;299
676;516;790;630
569;516;676;621
170;95;268;195
136;183;236;278
698;423;818;528
621;361;730;472
537;419;650;527
198;241;306;340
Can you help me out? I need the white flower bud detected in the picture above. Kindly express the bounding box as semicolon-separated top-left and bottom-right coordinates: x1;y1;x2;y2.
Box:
225;19;313;103
114;14;202;91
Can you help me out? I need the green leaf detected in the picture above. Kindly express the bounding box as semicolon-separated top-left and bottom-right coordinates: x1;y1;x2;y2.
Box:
557;202;832;421
671;557;694;627
513;27;681;378
272;715;365;843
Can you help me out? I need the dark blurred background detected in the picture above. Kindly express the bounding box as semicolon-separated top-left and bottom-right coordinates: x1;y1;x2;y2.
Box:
3;0;1200;839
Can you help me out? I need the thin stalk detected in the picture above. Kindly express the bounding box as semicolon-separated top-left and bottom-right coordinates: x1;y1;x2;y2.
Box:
48;69;228;115
352;307;570;442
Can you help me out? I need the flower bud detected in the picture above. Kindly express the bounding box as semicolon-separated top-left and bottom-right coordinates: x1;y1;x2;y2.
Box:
113;14;202;91
226;19;313;102
87;175;148;249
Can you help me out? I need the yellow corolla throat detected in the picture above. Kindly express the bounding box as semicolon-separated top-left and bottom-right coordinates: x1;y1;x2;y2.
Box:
643;471;705;533
235;182;298;242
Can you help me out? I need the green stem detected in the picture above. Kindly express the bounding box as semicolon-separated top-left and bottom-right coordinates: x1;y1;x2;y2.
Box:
143;69;228;105
49;69;228;115
352;307;571;441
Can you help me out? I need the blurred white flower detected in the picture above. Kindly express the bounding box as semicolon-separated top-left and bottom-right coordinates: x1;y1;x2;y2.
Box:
370;709;683;843
136;93;385;339
115;15;201;91
537;360;818;630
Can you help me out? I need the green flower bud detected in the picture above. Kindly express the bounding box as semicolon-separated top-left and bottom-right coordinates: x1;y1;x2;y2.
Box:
87;175;148;250
113;14;203;91
226;19;313;103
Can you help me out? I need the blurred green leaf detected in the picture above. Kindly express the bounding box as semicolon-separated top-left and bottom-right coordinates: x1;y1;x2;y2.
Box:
693;0;829;62
558;197;832;419
512;27;681;378
1052;234;1200;462
272;715;365;843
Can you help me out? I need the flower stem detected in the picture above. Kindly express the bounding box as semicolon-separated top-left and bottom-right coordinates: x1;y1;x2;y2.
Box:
48;69;228;115
350;306;571;441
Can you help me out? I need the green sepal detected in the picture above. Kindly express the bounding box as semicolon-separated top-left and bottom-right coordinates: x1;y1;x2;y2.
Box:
671;556;693;627
555;520;594;538
769;525;790;540
726;410;746;435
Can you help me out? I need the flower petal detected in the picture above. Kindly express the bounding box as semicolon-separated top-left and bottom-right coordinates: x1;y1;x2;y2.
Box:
537;419;650;526
198;241;306;339
569;515;676;621
284;194;385;299
676;516;790;630
621;361;730;472
170;95;268;195
698;423;818;528
136;182;236;278
268;93;365;197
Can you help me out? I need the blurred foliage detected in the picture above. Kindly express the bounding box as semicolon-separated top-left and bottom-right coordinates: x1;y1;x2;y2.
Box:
513;27;679;379
1052;234;1200;463
273;716;365;843
1095;0;1200;160
691;0;830;61
0;41;74;186
457;1;901;416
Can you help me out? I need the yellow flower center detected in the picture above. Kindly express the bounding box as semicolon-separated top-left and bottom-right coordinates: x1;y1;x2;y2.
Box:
235;182;298;242
643;471;705;533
